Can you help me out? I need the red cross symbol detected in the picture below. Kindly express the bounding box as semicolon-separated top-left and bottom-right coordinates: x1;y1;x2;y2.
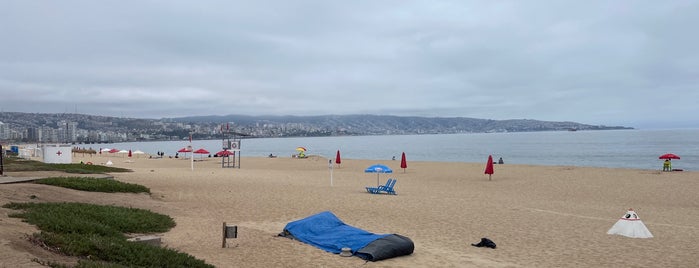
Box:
56;151;62;156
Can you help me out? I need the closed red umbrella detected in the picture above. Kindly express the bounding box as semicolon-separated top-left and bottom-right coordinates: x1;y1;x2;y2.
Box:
400;152;407;172
128;150;132;157
335;150;341;165
659;153;680;160
485;155;494;181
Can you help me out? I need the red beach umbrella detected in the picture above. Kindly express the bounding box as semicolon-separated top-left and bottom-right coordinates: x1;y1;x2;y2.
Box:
177;147;192;158
128;150;132;157
659;153;680;160
335;150;341;165
108;148;119;153
193;148;209;159
216;150;235;157
485;155;494;181
193;148;210;154
400;152;407;172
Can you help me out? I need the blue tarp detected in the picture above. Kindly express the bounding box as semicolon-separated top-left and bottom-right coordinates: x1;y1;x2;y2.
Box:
281;211;390;254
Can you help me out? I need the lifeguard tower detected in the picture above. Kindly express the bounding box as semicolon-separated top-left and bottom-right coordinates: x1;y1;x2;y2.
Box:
220;124;242;168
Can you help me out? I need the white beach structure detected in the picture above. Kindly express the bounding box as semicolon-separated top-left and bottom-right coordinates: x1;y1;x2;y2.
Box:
607;208;653;238
41;144;73;164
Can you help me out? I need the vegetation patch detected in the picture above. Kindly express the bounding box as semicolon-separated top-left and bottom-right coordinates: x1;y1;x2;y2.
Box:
3;202;213;268
3;157;131;174
35;177;150;194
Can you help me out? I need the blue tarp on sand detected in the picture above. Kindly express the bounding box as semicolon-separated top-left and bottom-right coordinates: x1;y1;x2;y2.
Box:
280;211;414;261
281;211;390;254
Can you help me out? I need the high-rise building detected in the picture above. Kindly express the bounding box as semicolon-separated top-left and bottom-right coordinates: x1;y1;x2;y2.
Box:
57;120;79;143
27;127;40;142
0;121;7;140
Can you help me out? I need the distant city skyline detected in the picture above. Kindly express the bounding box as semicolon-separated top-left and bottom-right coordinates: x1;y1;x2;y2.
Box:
0;112;631;143
1;1;698;129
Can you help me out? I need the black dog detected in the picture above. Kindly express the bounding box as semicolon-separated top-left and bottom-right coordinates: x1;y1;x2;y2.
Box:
471;238;496;249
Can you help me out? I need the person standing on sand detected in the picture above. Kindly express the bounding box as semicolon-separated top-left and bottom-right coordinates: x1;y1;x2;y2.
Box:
663;159;671;171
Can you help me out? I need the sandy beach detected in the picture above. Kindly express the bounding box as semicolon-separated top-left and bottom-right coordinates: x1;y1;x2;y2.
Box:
2;154;698;267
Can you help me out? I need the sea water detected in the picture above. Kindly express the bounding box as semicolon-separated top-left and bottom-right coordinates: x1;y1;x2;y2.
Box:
104;129;698;171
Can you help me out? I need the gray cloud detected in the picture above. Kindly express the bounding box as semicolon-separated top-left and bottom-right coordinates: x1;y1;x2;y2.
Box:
1;0;697;128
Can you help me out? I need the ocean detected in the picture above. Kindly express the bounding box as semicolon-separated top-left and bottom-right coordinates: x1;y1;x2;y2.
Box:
102;129;698;171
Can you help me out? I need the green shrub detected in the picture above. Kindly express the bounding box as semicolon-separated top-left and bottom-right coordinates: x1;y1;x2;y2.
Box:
5;202;174;235
3;202;213;267
3;157;130;173
35;177;150;194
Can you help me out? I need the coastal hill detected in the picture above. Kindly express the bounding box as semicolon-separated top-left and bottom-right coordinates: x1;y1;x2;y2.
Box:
0;112;632;143
167;114;632;136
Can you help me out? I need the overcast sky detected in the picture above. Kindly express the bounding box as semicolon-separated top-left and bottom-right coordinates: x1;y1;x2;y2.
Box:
1;1;697;129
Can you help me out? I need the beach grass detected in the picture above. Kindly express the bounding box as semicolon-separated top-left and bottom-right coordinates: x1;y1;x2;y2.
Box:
3;202;213;268
3;166;207;267
3;157;130;174
35;177;150;194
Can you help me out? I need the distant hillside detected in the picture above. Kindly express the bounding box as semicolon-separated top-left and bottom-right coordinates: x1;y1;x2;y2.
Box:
166;114;633;135
0;112;633;142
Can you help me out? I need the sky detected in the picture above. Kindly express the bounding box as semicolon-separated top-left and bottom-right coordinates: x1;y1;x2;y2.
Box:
1;1;697;129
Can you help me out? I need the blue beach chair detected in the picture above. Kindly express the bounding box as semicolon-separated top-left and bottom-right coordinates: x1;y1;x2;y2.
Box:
365;178;397;195
382;179;397;195
366;178;392;194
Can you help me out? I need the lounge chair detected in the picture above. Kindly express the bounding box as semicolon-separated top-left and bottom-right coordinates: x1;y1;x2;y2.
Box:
382;179;397;195
366;178;397;195
365;178;392;194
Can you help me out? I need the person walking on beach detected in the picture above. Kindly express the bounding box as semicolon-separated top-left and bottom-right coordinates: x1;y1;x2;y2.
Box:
663;159;671;171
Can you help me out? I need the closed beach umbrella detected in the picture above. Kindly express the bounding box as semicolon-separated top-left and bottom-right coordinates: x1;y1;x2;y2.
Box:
365;164;393;187
400;152;407;172
485;155;494;181
335;150;341;165
128;150;132;157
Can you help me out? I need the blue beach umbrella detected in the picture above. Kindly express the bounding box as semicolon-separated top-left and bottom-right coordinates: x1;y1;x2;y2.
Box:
365;164;393;187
